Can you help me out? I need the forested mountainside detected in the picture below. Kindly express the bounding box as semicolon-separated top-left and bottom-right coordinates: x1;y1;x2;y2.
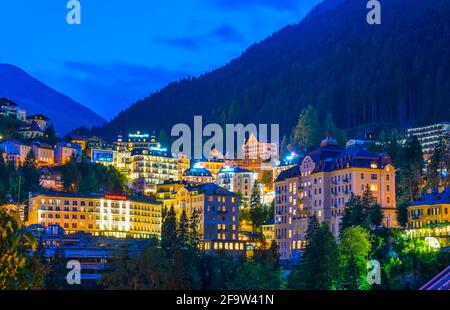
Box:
92;0;450;140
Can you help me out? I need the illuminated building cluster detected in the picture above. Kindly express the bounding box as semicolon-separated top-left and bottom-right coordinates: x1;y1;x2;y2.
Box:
274;137;397;261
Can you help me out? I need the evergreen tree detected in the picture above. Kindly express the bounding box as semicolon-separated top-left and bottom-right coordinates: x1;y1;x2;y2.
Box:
324;112;346;147
341;188;384;232
426;135;449;188
291;105;322;153
188;209;200;249
178;209;189;248
20;150;40;199
249;182;264;231
45;247;69;290
288;220;339;290
397;135;424;209
78;169;98;194
339;226;371;290
161;206;178;257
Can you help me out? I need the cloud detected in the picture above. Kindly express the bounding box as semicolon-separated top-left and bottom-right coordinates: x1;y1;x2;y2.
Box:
60;61;189;119
154;24;246;50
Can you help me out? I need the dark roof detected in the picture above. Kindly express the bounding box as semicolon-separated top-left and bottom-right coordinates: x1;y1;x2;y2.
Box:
0;139;28;146
218;166;254;174
56;142;82;150
263;219;274;225
185;183;238;197
183;167;212;177
131;147;171;158
275;165;301;182
410;187;450;207
306;141;393;173
32;141;53;149
27;114;50;121
39;166;63;176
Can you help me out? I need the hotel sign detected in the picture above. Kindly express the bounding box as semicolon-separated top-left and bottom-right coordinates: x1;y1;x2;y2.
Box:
104;194;128;201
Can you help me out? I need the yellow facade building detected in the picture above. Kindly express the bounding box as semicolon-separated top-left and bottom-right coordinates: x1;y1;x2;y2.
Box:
275;137;397;261
28;193;162;239
408;187;450;228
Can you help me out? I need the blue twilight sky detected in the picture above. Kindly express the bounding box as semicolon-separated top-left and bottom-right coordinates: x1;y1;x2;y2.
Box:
0;0;321;120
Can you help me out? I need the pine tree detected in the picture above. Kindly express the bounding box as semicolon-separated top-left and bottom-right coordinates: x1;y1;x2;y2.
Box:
20;150;40;200
341;188;384;232
188;209;200;249
78;169;98;194
288;219;339;290
324;112;346;147
339;226;371;290
291;105;322;153
161;206;178;257
178;209;189;248
426;134;449;189
249;182;264;231
397;135;424;208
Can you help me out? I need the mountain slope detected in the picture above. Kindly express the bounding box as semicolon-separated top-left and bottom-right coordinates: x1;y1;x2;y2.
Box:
0;64;105;134
94;0;450;140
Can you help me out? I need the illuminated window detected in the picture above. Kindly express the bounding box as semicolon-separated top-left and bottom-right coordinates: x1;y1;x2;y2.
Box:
370;184;378;191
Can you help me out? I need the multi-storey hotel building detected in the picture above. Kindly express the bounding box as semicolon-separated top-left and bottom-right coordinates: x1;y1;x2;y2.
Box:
216;166;257;207
242;133;278;161
28;193;162;239
275;137;397;261
407;122;450;160
156;182;245;252
131;147;179;193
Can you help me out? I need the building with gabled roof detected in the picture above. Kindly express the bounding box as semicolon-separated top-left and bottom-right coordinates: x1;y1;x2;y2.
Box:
182;164;213;184
26;114;50;131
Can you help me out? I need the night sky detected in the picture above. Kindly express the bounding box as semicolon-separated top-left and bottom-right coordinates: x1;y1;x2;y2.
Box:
0;0;321;120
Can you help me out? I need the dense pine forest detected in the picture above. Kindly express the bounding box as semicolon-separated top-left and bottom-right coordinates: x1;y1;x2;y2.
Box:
89;0;450;140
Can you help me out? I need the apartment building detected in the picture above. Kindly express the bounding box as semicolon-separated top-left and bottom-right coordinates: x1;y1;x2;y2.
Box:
275;137;397;261
216;166;257;206
131;147;178;193
32;142;54;167
407;122;450;160
0;139;32;166
28;193;162;239
156;182;244;252
408;187;450;229
242;133;278;161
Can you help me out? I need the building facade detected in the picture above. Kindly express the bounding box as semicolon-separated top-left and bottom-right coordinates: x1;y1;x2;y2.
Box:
0;139;32;166
408;187;450;228
194;158;226;180
156;182;244;252
0;98;18;118
26;114;49;131
216;166;257;207
39;166;64;191
32;142;54;167
242;133;278;161
182;164;214;184
407;122;450;160
274;137;397;261
54;142;82;164
28;193;162;239
131;148;178;194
